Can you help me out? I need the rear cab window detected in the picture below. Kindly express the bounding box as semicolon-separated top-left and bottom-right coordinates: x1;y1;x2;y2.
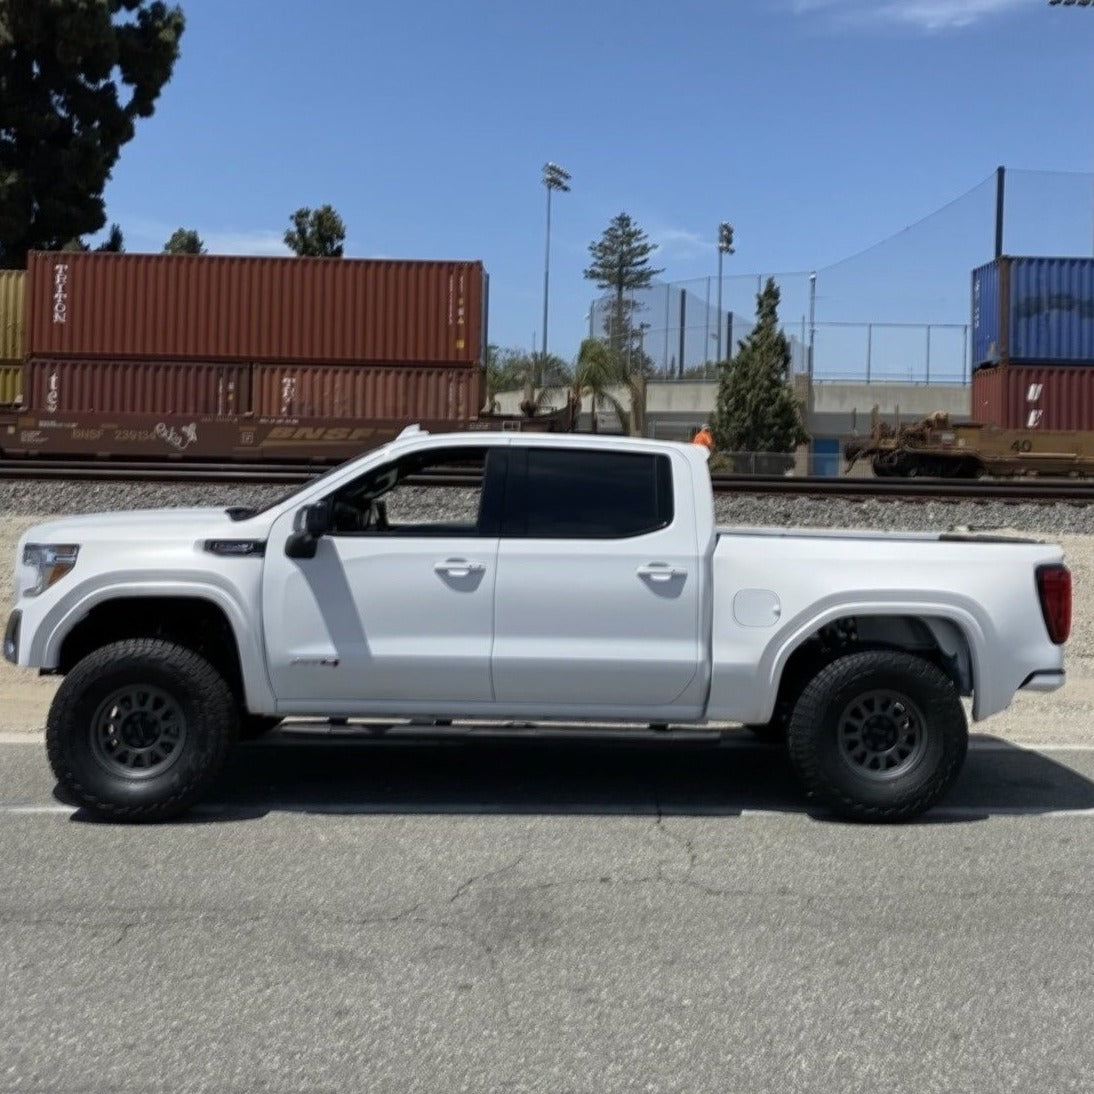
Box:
506;448;674;538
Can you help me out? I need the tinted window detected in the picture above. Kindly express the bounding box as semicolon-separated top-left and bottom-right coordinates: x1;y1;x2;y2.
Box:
520;449;673;538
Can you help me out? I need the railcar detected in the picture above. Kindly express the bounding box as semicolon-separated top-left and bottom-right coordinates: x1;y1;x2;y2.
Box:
844;413;1094;478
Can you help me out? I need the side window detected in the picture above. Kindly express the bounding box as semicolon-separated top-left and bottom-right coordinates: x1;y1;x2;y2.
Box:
327;446;498;536
520;449;673;538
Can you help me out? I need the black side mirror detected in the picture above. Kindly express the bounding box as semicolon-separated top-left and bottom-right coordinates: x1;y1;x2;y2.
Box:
286;501;332;559
302;501;332;538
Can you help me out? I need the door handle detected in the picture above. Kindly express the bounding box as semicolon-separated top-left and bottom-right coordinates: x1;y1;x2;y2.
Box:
637;563;687;582
434;558;485;578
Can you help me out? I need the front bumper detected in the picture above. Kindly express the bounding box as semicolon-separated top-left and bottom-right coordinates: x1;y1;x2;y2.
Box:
3;610;20;664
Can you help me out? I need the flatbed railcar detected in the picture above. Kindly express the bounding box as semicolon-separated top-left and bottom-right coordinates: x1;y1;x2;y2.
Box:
0;404;577;464
845;413;1094;478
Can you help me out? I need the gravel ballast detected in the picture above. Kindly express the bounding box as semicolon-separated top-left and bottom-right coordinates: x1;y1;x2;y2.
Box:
4;478;1094;535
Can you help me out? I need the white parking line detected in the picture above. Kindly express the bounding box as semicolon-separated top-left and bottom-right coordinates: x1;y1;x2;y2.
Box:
0;804;75;815
1;802;1094;820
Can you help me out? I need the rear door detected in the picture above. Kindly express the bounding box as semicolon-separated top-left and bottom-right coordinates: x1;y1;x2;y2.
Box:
491;445;703;710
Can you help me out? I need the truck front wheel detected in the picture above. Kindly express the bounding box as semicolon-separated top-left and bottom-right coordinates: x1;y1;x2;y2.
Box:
787;650;967;822
46;639;238;822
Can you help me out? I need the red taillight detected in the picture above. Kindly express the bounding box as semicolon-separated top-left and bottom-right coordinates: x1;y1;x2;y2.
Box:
1036;565;1072;645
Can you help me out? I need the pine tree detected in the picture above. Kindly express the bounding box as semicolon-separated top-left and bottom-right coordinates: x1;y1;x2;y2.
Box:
710;278;809;472
583;213;662;365
0;1;185;267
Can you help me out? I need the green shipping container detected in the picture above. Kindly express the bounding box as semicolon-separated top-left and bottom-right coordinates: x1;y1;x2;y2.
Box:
0;270;26;361
0;361;24;405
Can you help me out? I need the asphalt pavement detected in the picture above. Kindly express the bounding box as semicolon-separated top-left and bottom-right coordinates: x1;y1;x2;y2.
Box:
1;728;1093;1094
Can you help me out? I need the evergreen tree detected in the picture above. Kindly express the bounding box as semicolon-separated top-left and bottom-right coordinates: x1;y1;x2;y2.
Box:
0;1;185;268
164;227;205;254
95;223;124;252
710;278;809;472
583;213;662;364
284;205;346;257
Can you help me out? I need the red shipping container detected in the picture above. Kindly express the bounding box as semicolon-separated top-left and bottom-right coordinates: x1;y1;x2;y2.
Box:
27;252;486;366
971;364;1094;431
252;363;483;421
28;359;249;417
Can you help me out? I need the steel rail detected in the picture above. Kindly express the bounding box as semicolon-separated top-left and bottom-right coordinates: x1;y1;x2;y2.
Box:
3;458;1094;502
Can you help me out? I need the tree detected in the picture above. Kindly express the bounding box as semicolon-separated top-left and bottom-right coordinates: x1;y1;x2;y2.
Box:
164;227;205;254
95;223;124;252
484;345;572;415
583;213;663;362
570;337;647;436
284;205;346;257
710;278;809;472
0;1;185;268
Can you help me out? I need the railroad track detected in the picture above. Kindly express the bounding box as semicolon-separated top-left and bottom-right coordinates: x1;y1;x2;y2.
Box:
5;457;1094;502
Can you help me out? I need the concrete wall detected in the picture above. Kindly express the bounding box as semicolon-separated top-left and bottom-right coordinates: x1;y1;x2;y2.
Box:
491;379;972;443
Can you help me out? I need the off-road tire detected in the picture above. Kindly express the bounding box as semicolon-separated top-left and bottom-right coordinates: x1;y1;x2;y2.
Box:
787;649;967;822
46;639;238;822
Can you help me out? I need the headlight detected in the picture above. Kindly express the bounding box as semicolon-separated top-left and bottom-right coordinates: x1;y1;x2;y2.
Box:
22;544;80;597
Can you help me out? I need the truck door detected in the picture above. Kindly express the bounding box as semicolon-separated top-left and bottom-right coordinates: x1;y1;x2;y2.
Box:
262;444;504;709
491;446;703;710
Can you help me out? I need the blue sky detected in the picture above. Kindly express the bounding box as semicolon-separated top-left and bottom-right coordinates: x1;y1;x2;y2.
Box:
97;0;1094;370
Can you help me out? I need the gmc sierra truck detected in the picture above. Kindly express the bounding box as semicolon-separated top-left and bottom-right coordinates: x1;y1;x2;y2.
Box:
5;426;1072;822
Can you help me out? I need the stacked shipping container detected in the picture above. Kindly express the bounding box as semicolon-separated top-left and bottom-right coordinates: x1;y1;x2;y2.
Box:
971;364;1094;432
0;270;25;405
972;256;1094;367
26;252;486;365
22;251;487;425
971;256;1094;431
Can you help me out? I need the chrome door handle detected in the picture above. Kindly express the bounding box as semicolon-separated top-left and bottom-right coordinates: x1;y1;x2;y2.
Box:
434;559;485;578
637;563;687;581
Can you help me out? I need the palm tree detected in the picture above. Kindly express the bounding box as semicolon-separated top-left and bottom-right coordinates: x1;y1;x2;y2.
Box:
570;338;647;435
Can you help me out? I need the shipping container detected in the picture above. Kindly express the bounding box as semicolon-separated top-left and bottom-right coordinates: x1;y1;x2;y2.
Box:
0;362;23;406
27;359;250;417
26;252;486;366
971;363;1094;432
252;363;483;421
0;270;26;361
972;256;1094;367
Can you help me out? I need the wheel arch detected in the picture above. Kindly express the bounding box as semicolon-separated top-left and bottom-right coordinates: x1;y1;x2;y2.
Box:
764;608;981;727
41;585;274;714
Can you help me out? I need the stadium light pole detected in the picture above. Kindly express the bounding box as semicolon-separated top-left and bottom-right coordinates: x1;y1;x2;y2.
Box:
716;222;735;362
540;162;571;386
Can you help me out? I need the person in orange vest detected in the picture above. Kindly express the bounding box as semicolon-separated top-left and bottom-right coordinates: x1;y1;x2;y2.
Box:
691;424;715;452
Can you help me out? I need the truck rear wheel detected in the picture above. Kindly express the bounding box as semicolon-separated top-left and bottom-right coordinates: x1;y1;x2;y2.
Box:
46;639;238;822
787;650;967;822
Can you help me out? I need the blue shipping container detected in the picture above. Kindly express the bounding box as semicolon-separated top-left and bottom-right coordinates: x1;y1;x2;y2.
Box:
971;256;1094;366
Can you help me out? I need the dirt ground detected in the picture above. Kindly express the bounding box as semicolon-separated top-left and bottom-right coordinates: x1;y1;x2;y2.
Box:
2;513;1092;742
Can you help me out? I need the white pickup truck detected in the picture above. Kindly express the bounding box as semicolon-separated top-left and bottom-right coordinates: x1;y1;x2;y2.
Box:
5;427;1072;823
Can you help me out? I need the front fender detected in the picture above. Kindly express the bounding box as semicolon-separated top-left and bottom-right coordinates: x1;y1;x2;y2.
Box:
27;572;275;714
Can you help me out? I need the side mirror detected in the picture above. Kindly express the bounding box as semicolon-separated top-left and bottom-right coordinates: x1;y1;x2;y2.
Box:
285;501;332;559
302;501;332;538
